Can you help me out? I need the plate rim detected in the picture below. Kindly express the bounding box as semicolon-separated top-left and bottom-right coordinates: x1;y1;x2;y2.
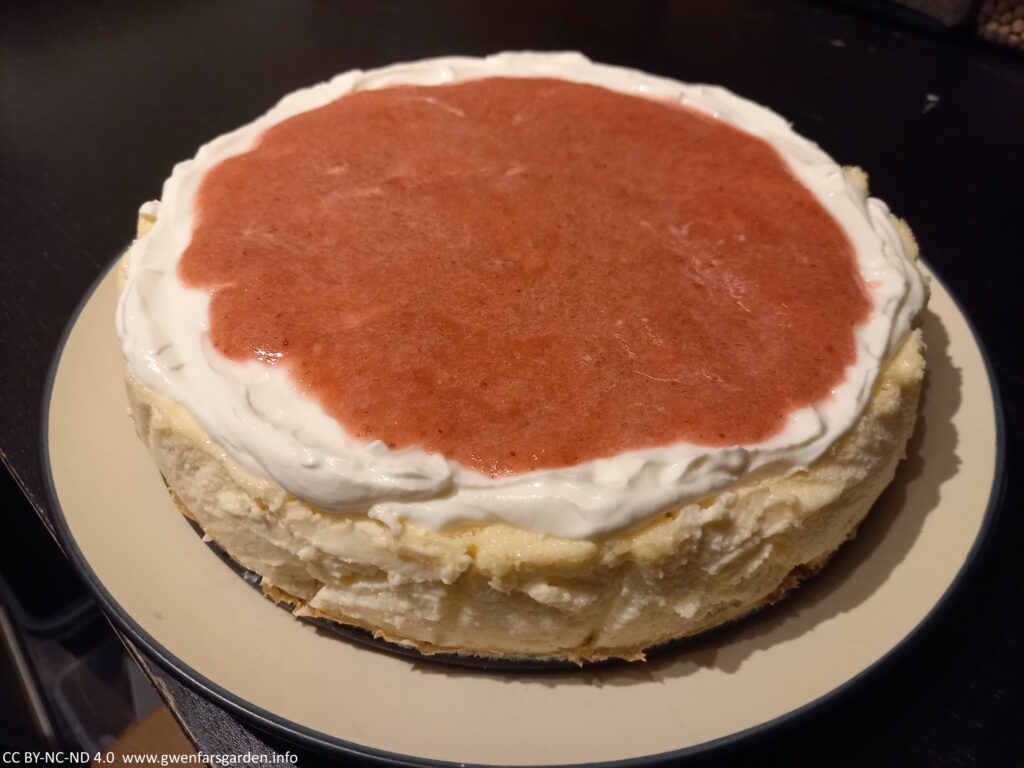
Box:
39;251;1008;767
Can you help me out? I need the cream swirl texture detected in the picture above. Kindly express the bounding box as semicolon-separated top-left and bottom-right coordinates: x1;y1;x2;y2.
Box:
116;52;926;538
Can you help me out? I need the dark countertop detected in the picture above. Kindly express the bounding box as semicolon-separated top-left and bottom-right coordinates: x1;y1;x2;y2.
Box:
2;1;1022;765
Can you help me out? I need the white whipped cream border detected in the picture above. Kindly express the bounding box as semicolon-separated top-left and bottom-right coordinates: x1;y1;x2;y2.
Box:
116;52;926;538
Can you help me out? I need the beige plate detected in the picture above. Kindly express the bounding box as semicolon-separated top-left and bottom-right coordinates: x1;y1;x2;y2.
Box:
44;259;1002;766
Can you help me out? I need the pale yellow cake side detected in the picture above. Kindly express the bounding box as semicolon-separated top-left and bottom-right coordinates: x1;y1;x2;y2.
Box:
121;184;927;662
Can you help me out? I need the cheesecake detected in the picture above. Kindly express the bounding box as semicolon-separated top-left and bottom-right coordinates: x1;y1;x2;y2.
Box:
116;53;927;661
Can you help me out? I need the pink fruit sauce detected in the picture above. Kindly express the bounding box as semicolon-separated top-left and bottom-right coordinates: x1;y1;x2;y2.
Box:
179;77;869;475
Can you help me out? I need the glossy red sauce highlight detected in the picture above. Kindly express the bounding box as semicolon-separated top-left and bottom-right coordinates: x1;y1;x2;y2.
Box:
179;78;870;475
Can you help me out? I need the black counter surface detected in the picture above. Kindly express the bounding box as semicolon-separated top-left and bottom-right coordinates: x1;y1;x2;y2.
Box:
2;1;1022;765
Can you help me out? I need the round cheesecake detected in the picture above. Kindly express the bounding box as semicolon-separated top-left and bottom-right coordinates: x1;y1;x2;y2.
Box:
116;52;927;662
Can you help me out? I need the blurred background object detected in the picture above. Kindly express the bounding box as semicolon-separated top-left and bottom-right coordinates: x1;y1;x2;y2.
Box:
840;0;1024;50
977;0;1024;48
892;0;973;26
